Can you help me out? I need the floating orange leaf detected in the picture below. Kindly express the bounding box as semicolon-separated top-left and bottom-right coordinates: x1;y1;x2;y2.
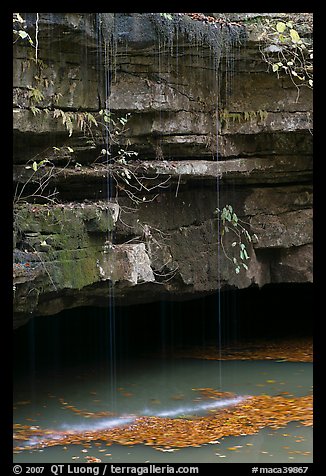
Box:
86;456;102;463
121;392;133;398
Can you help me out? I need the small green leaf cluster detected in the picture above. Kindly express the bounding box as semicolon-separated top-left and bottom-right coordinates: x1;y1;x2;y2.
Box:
99;142;138;185
215;205;258;274
159;13;173;21
52;110;98;137
27;86;45;104
99;110;131;127
99;109;113;124
25;158;50;172
98;111;131;145
53;146;74;154
30;106;42;116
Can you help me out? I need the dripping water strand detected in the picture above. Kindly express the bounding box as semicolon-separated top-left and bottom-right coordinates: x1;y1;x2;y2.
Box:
104;28;118;414
230;37;237;349
35;13;39;63
215;89;222;391
96;13;118;414
208;28;223;391
223;27;244;378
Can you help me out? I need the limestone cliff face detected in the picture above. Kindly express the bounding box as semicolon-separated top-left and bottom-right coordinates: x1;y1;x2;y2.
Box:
13;13;313;327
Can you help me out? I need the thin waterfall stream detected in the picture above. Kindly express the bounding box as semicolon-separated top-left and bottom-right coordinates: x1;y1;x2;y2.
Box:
13;12;313;465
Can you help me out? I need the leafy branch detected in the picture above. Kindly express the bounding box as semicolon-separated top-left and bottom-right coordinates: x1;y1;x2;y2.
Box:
260;19;313;101
215;205;258;274
14;147;74;206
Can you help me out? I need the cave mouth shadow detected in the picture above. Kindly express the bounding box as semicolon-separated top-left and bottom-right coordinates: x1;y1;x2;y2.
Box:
13;282;313;374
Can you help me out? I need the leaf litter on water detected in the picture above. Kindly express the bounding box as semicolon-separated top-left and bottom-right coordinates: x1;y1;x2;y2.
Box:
13;391;313;452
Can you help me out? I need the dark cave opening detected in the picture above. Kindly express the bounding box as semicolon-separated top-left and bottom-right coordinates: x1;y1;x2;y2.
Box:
13;283;313;376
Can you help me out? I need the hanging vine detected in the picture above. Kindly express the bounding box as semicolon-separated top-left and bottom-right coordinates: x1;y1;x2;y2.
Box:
214;205;258;274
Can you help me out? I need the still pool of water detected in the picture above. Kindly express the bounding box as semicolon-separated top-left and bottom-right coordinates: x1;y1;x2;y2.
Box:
13;358;313;463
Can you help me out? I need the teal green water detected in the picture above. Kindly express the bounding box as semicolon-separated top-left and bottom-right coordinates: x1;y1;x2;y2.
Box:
13;359;313;463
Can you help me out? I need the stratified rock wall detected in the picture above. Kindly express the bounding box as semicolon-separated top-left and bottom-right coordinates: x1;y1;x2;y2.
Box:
13;13;313;327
